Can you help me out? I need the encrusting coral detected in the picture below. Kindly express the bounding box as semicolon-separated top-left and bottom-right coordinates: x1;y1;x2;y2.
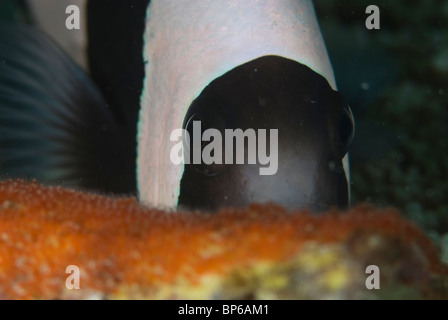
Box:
0;180;446;299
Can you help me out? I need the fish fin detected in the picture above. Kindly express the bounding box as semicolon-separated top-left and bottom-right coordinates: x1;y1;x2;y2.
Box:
0;22;135;194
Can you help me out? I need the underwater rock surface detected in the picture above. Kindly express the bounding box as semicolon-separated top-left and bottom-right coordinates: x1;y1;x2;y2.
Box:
0;180;446;299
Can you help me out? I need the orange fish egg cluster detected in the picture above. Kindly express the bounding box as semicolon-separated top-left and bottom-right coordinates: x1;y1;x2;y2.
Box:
0;180;446;299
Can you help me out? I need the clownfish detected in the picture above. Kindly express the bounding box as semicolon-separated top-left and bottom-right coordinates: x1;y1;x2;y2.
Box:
0;0;354;212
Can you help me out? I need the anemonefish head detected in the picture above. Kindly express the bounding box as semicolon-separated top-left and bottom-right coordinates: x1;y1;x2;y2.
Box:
137;0;354;212
178;55;354;212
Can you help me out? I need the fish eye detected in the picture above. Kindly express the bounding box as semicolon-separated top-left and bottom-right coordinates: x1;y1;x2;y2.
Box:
183;112;199;150
339;104;355;157
183;105;227;177
183;112;206;162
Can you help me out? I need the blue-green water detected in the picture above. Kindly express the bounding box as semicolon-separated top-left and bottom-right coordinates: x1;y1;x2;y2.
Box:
316;0;448;251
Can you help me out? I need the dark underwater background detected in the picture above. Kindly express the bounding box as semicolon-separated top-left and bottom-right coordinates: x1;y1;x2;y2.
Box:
0;1;447;259
315;0;448;257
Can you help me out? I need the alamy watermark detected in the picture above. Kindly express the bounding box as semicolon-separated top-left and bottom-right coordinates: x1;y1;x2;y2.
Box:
65;5;80;30
365;5;380;30
65;4;380;31
65;265;80;290
170;121;278;175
